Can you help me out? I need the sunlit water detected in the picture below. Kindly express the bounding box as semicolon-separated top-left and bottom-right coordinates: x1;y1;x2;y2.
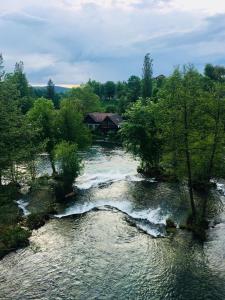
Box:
1;145;225;300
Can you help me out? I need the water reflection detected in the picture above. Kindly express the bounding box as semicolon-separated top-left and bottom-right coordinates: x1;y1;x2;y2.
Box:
0;145;225;299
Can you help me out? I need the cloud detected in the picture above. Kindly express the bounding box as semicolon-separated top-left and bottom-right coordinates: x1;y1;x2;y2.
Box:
1;0;225;84
1;11;46;26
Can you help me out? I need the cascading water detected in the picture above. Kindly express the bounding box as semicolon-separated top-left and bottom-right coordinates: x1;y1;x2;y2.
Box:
1;145;225;300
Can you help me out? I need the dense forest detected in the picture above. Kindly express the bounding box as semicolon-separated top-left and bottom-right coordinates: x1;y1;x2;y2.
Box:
1;52;225;258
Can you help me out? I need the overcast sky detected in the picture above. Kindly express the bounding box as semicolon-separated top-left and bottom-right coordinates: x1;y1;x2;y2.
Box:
1;0;225;86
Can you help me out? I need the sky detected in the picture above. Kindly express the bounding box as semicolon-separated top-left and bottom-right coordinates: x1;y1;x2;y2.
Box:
1;0;225;86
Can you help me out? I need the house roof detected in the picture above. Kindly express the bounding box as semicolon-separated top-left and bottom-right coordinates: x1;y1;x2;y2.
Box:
105;114;123;126
87;112;122;126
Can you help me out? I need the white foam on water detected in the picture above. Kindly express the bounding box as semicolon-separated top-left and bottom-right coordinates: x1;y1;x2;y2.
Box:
56;200;167;237
16;199;30;216
75;172;156;190
74;146;150;190
134;221;165;237
75;172;128;190
216;183;225;196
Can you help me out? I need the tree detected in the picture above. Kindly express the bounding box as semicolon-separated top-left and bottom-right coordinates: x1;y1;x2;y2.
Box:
204;64;225;82
0;75;40;184
142;53;153;99
0;80;23;184
54;142;82;190
157;65;225;223
57;98;91;149
121;100;161;174
87;79;104;99
65;86;102;114
116;81;127;99
27;98;57;174
104;81;116;100
13;62;30;98
127;75;141;102
46;79;59;109
0;54;5;81
11;61;33;113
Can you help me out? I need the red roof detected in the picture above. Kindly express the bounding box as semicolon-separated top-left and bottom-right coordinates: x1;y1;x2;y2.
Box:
87;113;122;126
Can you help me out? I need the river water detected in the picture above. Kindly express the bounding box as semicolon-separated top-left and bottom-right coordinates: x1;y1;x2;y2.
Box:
0;145;225;300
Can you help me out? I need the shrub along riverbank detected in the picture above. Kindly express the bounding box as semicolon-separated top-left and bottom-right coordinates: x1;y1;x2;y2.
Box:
0;184;30;258
0;176;68;259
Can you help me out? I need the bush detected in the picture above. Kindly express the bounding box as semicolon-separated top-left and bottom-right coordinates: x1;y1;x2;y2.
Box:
0;226;31;258
54;142;82;190
26;213;49;230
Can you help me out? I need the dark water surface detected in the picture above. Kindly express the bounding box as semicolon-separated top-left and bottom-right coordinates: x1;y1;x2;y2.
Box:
0;146;225;300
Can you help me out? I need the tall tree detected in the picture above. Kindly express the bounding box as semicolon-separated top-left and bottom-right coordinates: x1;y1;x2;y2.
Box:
121;100;161;174
12;61;33;113
65;86;102;114
57;98;91;149
13;62;29;98
104;81;116;100
204;64;225;82
46;79;55;100
127;75;141;102
0;54;4;81
27;98;57;174
142;53;153;100
46;79;59;109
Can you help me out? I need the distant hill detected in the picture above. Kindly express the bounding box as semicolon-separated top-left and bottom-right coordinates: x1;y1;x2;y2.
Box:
33;85;71;94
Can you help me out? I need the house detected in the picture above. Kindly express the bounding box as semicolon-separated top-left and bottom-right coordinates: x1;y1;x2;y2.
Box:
85;112;123;133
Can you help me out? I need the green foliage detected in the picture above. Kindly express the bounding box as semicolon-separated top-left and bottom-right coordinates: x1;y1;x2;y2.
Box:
121;64;225;222
57;98;91;149
142;53;153;99
0;226;30;258
27;97;57;173
54;142;82;187
127;75;141;102
105;104;117;113
26;213;49;230
121;100;161;172
104;81;116;100
10;61;33;113
27;98;56;146
157;66;225;183
0;54;5;81
65;85;102;114
13;62;30;98
46;78;59;109
204;64;225;82
0;74;40;183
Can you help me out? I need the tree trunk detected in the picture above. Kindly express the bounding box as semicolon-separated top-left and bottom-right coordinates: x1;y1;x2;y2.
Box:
208;97;221;179
49;152;56;175
10;162;16;183
184;102;196;220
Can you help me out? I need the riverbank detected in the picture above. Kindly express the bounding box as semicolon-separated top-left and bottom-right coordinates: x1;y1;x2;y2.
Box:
0;184;30;258
0;145;223;260
0;176;59;259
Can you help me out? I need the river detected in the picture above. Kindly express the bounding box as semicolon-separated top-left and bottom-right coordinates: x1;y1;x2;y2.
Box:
0;145;225;299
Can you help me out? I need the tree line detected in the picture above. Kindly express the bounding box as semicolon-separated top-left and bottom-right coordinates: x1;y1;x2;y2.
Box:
87;54;163;113
0;54;102;197
1;51;225;235
121;57;225;234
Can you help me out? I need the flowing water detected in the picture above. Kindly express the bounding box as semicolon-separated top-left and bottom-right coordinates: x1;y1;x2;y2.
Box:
1;145;225;300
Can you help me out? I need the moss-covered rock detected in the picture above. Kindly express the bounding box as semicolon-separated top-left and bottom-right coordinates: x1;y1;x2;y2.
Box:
166;218;176;228
26;213;50;230
0;226;31;259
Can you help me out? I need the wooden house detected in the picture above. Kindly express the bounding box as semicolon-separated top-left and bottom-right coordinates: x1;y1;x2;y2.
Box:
85;113;123;133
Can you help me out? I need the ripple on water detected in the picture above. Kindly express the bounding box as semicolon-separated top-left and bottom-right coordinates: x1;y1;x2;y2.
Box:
4;145;225;300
